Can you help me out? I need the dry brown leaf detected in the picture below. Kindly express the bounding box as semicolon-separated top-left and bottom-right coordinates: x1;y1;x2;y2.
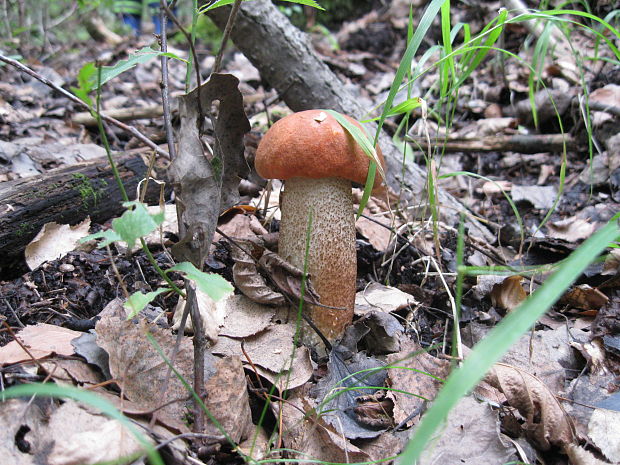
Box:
219;294;276;338
0;323;81;365
483;362;577;451
236;426;271;462
566;443;613;465
357;432;404;463
465;323;585;395
355;214;394;252
386;339;450;428
213;321;313;391
481;180;512;196
203;356;253;443
511;185;557;210
418;396;518;465
588;407;620;463
277;387;370;463
231;237;286;306
25;218;91;270
214;212;268;243
95;306;195;424
547;217;595;242
47;400;149;465
560;284;609;311
168;73;250;265
0;399;46;464
590;84;620;109
39;358;105;387
172;286;230;343
602;249;620;276
490;275;528;312
355;282;419;316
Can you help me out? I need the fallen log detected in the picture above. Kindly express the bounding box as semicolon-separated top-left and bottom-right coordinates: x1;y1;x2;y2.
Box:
206;0;494;242
0;152;165;278
407;133;576;154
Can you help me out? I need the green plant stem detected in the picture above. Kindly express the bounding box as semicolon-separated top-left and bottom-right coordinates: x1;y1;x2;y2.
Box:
95;66;128;203
140;237;185;298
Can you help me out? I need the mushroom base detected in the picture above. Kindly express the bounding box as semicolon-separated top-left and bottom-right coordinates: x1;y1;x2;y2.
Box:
279;177;356;350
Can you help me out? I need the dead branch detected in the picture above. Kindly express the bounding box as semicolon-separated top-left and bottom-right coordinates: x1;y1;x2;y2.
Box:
407;133;576;154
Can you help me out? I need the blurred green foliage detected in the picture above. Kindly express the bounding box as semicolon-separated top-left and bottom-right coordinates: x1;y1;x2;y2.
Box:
280;0;376;29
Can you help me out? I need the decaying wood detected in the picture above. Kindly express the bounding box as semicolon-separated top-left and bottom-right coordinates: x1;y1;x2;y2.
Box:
72;104;169;127
408;133;576;154
0;153;164;276
81;15;123;46
206;0;494;241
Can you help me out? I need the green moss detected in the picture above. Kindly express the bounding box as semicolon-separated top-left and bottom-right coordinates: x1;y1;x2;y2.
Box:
16;222;34;237
72;173;107;210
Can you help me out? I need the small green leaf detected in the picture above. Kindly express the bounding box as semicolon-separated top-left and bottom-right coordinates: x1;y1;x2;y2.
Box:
71;62;97;108
81;228;123;248
168;262;234;301
110;201;164;249
124;288;170;319
84;201;164;249
77;47;187;94
200;0;324;13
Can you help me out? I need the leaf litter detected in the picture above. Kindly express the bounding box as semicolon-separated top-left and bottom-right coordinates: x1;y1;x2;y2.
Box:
1;1;620;464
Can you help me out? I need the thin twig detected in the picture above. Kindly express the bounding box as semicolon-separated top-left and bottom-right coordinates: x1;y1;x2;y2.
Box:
158;4;177;161
212;0;243;74
160;1;205;122
0;53;169;159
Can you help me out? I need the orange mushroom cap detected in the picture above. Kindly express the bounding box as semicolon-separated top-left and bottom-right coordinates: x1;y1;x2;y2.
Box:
255;110;385;188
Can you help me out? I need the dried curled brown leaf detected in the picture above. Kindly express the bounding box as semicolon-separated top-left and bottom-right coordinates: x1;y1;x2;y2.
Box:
484;362;577;452
259;250;321;306
168;73;250;265
231;237;287;305
490;275;528;312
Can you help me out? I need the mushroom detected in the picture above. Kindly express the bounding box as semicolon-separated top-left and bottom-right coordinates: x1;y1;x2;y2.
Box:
255;109;385;348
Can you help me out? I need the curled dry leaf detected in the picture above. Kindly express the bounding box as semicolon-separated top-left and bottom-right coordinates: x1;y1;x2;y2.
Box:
547;216;595;242
168;73;250;265
25;218;91;270
490;275;528;312
483;362;577;452
560;284;609;311
354;282;419;316
203;356;253;444
259;250;321;306
231;236;286;306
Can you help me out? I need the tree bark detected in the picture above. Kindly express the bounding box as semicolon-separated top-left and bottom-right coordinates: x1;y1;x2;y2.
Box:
0;153;164;277
206;0;494;241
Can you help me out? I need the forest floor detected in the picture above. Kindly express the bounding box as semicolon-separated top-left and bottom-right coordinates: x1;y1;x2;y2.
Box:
1;1;619;464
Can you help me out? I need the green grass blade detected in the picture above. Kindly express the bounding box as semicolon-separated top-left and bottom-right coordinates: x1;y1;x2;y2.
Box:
400;220;620;463
373;0;446;146
1;383;164;465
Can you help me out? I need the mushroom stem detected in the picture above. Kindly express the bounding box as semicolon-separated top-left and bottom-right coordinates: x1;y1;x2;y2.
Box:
279;176;356;347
